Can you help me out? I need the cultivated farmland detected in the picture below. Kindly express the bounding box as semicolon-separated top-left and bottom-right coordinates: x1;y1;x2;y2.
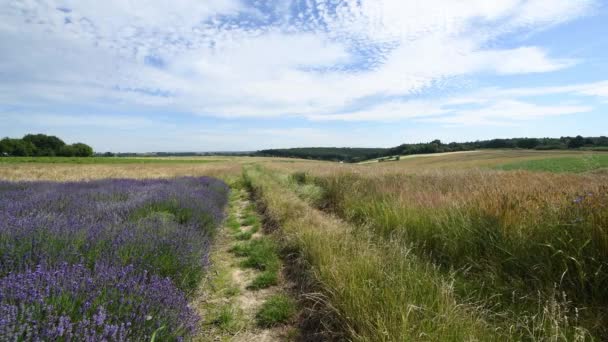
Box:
1;150;607;341
0;177;228;340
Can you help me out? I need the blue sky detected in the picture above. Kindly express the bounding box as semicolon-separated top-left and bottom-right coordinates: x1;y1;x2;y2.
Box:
1;0;607;152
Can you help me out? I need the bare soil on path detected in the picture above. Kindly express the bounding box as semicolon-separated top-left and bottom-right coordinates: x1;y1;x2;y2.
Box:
192;189;296;342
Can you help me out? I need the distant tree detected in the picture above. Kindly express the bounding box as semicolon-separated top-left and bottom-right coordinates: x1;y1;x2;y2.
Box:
58;145;76;157
484;139;515;149
103;152;116;157
597;136;608;146
0;138;36;156
71;143;94;157
23;134;66;156
568;135;586;149
0;138;10;156
255;136;607;162
516;138;540;149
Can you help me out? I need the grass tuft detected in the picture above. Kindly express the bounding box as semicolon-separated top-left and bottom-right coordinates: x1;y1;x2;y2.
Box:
248;270;279;290
231;238;280;272
240;213;259;227
234;230;254;240
209;305;245;333
256;294;296;327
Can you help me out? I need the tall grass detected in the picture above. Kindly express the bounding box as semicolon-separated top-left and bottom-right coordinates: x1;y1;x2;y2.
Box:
311;169;607;338
244;166;505;341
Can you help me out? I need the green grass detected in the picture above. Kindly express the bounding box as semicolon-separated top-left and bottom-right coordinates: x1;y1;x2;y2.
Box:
255;294;296;327
230;238;280;272
248;270;279;290
240;214;259;227
226;214;241;232
209;305;245;333
234;228;258;241
0;157;221;164
233;200;262;237
222;285;240;297
497;154;608;172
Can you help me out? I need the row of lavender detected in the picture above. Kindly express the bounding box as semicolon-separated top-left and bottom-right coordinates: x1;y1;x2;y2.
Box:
0;177;229;341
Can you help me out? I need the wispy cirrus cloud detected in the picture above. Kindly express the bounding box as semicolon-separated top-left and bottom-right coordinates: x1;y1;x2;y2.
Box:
307;79;608;124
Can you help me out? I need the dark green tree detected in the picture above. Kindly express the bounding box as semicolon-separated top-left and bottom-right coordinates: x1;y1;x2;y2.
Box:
568;135;585;149
596;136;608;146
71;143;94;157
0;138;37;156
22;134;66;156
58;145;76;157
516;138;540;149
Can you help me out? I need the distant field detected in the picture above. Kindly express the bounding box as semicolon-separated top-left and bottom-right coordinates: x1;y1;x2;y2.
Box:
1;149;608;339
360;149;608;171
4;150;605;171
260;150;608;178
358;150;481;164
497;154;608;172
0;156;319;181
0;156;225;164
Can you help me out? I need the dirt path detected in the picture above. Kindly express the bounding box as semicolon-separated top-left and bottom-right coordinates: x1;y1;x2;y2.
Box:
193;188;297;341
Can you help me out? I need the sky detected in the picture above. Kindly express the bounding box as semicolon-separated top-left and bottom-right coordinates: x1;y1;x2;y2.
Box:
1;0;607;152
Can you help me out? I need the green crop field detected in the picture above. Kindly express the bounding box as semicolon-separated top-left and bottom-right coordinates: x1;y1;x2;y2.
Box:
497;153;608;172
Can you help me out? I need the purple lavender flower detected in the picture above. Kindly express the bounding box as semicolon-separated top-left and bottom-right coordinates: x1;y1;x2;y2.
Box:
0;177;229;340
0;264;199;340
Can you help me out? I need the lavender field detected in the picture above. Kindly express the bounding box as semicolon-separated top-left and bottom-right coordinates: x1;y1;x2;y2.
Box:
0;177;229;341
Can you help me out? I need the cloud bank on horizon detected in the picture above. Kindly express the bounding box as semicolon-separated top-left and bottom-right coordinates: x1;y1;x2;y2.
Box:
1;0;607;151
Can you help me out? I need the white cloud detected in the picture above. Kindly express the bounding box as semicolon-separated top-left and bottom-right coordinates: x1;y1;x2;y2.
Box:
456;80;608;100
1;112;159;129
421;100;592;126
512;0;594;27
480;47;576;74
307;101;446;121
577;83;608;98
0;0;598;123
308;81;602;125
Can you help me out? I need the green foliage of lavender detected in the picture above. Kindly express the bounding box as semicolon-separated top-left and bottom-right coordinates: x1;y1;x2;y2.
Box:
0;177;229;341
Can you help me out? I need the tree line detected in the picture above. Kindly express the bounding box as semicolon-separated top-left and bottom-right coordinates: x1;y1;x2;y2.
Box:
256;147;388;163
387;136;608;156
255;136;608;162
0;134;94;157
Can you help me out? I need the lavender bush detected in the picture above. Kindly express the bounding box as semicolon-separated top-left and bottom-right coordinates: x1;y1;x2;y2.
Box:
0;177;229;341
